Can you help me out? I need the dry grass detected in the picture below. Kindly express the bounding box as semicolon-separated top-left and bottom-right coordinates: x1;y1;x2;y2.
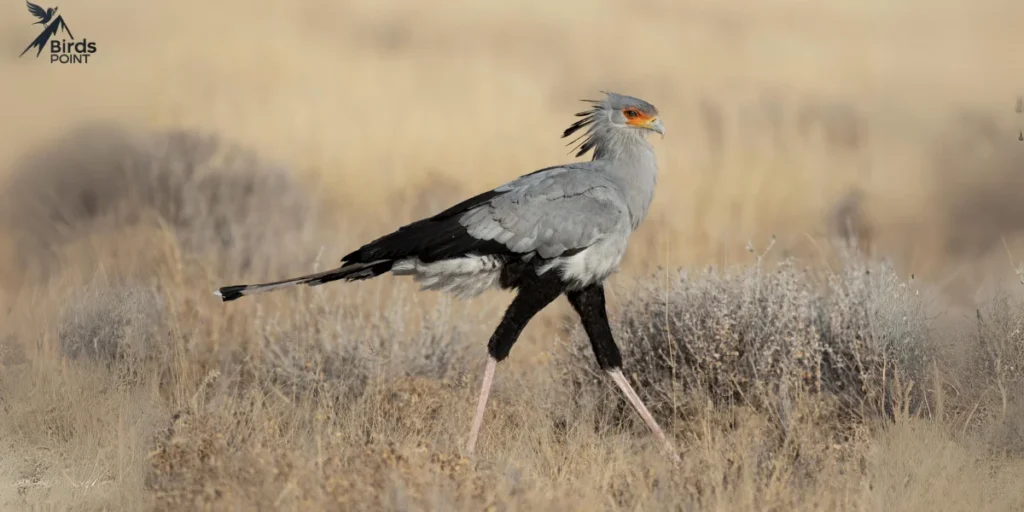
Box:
2;0;1024;510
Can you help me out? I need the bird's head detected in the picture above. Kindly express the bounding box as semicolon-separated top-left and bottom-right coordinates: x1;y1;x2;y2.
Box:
562;92;664;158
603;92;663;136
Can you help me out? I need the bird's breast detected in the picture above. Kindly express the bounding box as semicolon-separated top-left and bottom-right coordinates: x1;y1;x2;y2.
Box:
540;235;629;289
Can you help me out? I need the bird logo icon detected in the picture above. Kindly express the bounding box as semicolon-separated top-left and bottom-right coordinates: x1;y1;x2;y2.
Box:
26;1;57;25
20;1;74;58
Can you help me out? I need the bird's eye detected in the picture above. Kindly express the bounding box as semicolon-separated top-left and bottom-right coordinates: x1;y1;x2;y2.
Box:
624;109;639;118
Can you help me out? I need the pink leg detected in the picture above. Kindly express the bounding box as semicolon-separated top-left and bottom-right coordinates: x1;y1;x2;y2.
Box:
608;369;681;464
466;357;497;456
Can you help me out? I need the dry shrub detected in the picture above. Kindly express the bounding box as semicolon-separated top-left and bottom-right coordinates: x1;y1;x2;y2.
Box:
241;288;481;406
58;278;166;367
563;247;932;433
0;123;318;279
941;290;1024;451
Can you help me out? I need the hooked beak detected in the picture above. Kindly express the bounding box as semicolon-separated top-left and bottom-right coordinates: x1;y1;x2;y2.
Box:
646;117;664;137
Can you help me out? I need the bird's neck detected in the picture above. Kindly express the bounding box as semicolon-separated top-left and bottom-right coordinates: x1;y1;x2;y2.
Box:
592;130;658;231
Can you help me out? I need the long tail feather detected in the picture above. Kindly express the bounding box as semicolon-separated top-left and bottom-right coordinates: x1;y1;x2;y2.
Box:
214;260;392;302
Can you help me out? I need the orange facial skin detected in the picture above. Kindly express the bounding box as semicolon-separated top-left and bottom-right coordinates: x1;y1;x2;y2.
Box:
622;108;657;127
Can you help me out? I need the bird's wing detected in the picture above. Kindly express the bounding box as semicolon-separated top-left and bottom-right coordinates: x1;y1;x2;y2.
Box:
339;165;627;267
25;1;46;19
458;165;628;260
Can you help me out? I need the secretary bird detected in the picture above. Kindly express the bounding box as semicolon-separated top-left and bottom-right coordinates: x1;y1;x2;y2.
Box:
215;92;678;461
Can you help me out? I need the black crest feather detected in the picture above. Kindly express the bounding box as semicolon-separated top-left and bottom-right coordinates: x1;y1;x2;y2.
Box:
561;102;603;158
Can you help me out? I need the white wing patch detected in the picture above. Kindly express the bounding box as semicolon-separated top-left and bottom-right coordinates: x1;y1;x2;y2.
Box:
536;235;628;289
392;256;504;298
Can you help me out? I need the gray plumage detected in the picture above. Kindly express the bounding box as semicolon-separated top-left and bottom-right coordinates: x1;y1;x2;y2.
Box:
215;91;664;301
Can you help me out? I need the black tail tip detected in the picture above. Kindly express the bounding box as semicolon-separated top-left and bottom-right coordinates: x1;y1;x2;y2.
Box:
215;285;247;302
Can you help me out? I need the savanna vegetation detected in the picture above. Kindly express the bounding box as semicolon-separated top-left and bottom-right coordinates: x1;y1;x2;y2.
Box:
1;1;1023;510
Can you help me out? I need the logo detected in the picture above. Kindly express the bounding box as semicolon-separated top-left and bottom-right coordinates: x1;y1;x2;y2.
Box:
19;1;97;63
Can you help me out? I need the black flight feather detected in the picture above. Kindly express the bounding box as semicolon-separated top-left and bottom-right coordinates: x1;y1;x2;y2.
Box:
341;189;512;265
